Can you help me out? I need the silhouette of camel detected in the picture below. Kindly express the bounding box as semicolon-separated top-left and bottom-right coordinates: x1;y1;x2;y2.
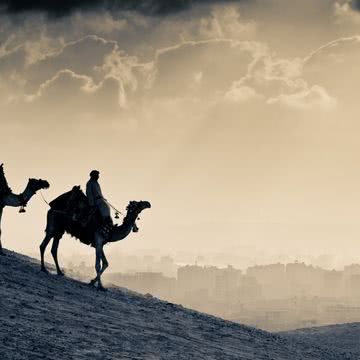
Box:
0;164;50;255
40;186;151;290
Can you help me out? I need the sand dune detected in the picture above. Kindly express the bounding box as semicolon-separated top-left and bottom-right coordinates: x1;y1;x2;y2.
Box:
281;323;360;359
0;250;354;360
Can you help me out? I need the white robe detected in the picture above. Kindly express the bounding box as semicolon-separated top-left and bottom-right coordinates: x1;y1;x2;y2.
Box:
86;179;111;219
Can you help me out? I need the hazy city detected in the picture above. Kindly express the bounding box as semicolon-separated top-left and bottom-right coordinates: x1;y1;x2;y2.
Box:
48;249;360;332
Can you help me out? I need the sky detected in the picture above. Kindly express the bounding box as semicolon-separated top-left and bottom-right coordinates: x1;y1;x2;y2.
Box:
1;0;360;266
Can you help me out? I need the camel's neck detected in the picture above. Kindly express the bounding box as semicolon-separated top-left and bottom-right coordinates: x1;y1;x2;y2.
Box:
108;212;138;242
22;181;38;202
2;181;36;207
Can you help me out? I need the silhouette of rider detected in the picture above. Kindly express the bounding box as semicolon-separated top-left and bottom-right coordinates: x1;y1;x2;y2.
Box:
86;170;112;226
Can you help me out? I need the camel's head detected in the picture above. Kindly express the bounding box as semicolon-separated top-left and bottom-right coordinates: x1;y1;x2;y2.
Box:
126;201;151;232
126;200;151;216
28;178;50;192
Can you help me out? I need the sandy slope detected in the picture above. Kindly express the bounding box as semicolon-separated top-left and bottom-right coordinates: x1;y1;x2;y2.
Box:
0;250;354;360
281;323;360;359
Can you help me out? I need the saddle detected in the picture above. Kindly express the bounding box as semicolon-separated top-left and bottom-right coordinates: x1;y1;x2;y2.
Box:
78;207;114;241
99;216;113;239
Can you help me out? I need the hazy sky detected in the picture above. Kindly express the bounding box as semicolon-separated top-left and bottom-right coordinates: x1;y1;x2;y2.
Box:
1;0;360;264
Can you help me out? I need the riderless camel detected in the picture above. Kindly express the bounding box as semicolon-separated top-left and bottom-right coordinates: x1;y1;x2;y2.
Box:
0;163;49;255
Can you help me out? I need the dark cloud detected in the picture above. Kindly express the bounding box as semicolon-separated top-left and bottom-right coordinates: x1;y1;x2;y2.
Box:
353;0;360;10
0;0;240;17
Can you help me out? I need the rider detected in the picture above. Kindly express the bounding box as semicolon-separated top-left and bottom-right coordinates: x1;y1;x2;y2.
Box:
86;170;113;228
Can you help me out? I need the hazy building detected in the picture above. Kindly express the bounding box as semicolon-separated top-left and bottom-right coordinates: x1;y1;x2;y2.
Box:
104;272;176;300
247;263;286;299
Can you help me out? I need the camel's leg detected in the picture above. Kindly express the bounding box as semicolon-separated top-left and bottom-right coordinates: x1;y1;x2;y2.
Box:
0;207;4;256
51;235;64;276
95;246;106;290
39;233;52;273
0;229;2;255
89;275;97;286
91;233;106;291
89;249;108;285
100;250;109;276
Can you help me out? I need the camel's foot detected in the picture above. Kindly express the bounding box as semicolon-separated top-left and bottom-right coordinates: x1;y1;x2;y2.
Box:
41;266;49;274
88;279;97;287
97;285;107;292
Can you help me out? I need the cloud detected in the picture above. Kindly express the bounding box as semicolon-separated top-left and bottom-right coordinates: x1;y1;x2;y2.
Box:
25;69;125;113
0;43;28;101
183;4;256;40
303;36;360;104
0;0;244;17
0;32;144;110
304;35;360;64
235;55;304;98
24;35;118;91
352;0;360;10
146;38;266;99
70;11;128;33
218;38;342;111
334;1;360;24
268;85;337;110
224;85;261;102
102;49;146;94
0;42;26;74
3;2;358;126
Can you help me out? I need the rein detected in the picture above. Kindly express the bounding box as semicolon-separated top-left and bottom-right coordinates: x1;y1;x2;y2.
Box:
103;198;124;219
39;190;50;206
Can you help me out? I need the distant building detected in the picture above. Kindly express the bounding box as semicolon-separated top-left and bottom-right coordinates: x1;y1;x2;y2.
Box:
177;265;220;298
104;272;176;300
323;270;343;297
247;263;286;299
